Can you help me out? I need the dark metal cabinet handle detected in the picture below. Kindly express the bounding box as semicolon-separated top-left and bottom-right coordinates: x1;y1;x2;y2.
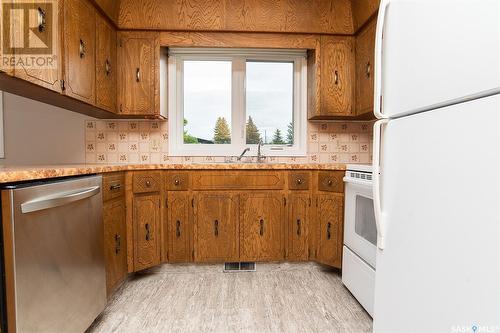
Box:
176;220;181;238
115;234;121;254
37;7;46;32
327;179;333;186
145;223;151;241
145;180;151;187
334;70;339;85
296;178;303;185
365;61;371;78
105;59;111;76
297;219;301;236
79;39;86;58
174;179;180;186
136;68;140;82
214;219;219;237
109;184;121;191
327;222;331;240
259;219;264;236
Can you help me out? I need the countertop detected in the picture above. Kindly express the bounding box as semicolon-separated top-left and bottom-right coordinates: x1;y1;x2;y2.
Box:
0;163;347;183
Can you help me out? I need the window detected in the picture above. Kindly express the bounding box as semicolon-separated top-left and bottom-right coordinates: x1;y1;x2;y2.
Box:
168;48;307;156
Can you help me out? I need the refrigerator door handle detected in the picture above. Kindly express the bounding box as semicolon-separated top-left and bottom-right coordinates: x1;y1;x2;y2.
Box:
374;0;391;119
373;119;388;249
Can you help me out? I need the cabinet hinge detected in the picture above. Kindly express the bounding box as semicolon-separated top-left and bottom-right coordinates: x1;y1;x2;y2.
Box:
60;79;65;91
283;197;286;206
192;250;195;259
309;197;312;207
191;198;194;207
316;198;318;207
165;198;168;208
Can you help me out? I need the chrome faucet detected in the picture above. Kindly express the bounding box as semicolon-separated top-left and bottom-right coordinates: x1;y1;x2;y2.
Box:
237;147;250;161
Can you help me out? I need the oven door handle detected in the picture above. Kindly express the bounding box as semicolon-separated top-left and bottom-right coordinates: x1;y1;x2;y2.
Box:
373;119;388;250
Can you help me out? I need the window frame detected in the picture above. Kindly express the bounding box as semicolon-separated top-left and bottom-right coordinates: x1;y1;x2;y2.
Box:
168;48;307;157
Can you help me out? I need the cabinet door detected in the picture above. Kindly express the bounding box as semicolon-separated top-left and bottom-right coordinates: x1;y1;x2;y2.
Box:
63;0;96;104
117;32;158;115
288;194;310;261
103;198;127;295
133;194;160;271
167;192;191;263
194;192;239;263
10;0;63;91
355;18;376;116
95;14;116;112
240;193;284;261
316;194;344;268
320;36;355;116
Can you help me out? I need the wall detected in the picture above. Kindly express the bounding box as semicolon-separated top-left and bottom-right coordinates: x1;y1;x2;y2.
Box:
84;119;373;164
1;93;89;165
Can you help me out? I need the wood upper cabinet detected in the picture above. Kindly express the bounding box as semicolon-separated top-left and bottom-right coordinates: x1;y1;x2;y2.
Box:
240;193;284;261
309;36;355;119
103;197;127;295
193;192;239;263
287;194;310;261
316;193;344;268
95;14;116;112
9;0;63;91
63;0;96;104
355;18;377;116
167;192;192;263
133;193;161;271
117;31;159;115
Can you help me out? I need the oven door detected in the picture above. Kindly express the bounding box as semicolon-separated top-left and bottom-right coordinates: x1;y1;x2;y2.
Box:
344;179;377;268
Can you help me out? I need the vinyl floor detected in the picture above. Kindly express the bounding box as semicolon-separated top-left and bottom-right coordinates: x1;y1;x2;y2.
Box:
87;262;372;333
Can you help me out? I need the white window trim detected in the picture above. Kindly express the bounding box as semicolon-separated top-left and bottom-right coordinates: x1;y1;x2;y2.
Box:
168;48;307;157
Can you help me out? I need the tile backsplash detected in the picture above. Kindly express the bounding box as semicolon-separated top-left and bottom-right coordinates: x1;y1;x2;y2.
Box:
85;120;373;164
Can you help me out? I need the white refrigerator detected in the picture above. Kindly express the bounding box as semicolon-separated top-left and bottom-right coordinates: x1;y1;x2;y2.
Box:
372;0;500;332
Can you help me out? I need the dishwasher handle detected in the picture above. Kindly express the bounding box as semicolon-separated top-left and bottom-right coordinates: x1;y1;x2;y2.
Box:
21;186;101;213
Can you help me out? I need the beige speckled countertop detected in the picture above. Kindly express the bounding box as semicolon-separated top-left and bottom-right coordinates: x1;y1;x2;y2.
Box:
0;163;347;183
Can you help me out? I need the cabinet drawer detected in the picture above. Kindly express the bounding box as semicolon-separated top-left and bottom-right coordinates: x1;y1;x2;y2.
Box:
103;173;125;201
192;171;284;190
288;172;310;190
165;172;189;191
133;172;161;193
317;171;344;193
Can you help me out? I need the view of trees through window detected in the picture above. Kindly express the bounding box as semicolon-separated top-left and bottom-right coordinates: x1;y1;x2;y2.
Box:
183;60;293;146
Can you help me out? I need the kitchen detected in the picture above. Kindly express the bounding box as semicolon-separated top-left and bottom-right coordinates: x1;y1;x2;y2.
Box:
0;0;498;332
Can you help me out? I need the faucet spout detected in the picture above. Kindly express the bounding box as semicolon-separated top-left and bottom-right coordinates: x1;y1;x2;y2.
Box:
237;148;250;161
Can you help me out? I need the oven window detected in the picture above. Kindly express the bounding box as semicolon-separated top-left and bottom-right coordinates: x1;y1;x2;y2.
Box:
355;195;377;246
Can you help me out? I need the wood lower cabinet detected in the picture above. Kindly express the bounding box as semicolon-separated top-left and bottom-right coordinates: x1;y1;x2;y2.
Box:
167;192;192;263
103;197;127;295
117;31;159;115
287;194;310;261
95;13;117;112
316;193;344;268
193;192;239;263
133;193;161;270
355;18;376;116
240;193;285;261
63;0;96;104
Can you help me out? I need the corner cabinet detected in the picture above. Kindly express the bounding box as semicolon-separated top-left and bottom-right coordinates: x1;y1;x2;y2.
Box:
95;14;117;112
355;18;377;117
63;0;96;104
117;32;160;116
308;36;355;119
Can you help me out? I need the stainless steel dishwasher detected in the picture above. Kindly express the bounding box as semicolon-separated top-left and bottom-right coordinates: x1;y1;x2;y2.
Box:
2;175;106;333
